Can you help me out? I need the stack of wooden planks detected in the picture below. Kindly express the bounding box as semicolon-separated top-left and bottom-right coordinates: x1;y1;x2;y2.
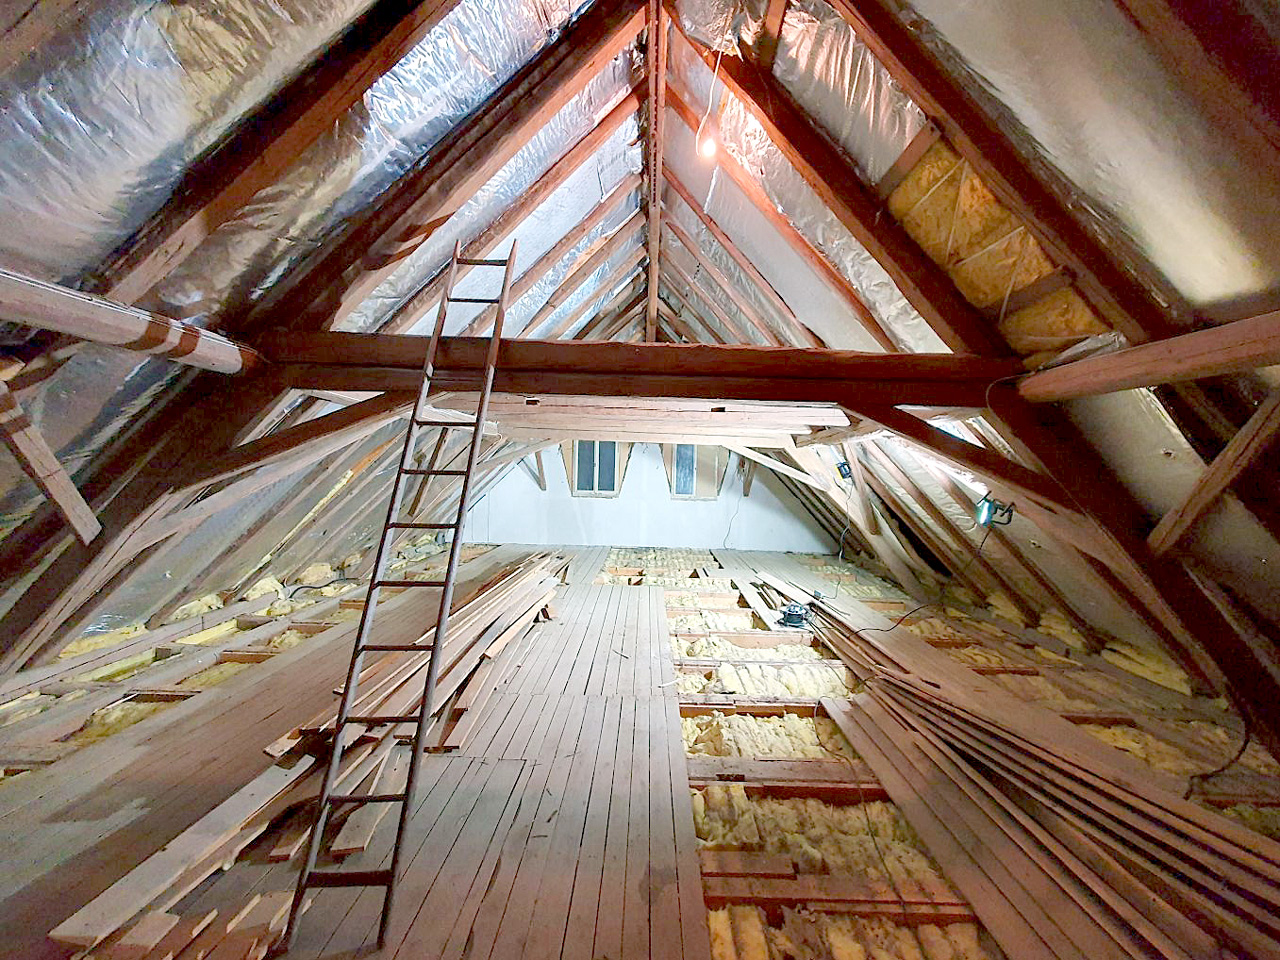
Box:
46;551;563;955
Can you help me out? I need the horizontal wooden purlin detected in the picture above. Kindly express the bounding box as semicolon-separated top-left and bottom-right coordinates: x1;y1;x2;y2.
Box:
261;333;1018;379
281;365;999;408
1018;309;1280;401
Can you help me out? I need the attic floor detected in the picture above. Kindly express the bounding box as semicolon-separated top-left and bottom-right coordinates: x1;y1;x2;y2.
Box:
274;572;706;959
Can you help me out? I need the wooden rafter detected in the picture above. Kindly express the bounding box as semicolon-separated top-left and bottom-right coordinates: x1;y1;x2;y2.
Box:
823;0;1190;340
1019;309;1280;402
541;258;645;341
1148;389;1280;556
459;173;642;336
232;0;647;336
663;167;818;347
665;82;898;351
0;268;263;374
662;217;785;345
755;0;789;71
644;0;668;340
0;381;99;544
674;31;1004;354
657;267;729;344
660;253;752;343
86;0;466;305
379;89;644;335
519;211;645;336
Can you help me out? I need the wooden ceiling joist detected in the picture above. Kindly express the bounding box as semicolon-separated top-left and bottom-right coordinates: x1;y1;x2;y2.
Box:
234;0;646;336
261;332;1019;407
86;0;467;305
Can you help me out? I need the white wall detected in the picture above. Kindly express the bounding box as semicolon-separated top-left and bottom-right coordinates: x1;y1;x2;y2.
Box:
465;443;833;551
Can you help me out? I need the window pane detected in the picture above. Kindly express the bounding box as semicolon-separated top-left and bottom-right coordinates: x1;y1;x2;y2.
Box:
597;441;616;491
575;440;596;492
674;443;696;495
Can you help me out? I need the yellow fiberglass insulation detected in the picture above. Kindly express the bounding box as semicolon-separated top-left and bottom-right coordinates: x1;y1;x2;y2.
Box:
1078;723;1200;775
678;672;712;694
58;622;148;659
943;646;1013;668
1101;639;1190;694
1036;610;1090;651
900;619;964;642
67;700;171;745
692;788;953;891
708;906;995;960
888;143;1055;303
985;673;1096;712
714;662;852;699
177;661;251;690
682;712;858;761
644;575;738;590
667;592;743;609
998;286;1110;357
1221;804;1280;842
1164;721;1280;777
678;634;822;662
669;610;757;634
984;595;1027;628
1070;672;1158;711
244;576;287;602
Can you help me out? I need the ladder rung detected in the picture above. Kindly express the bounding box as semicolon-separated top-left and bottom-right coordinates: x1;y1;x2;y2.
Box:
402;468;467;477
387;521;458;530
446;296;501;304
413;418;477;428
327;792;408;804
456;257;508;267
306;869;394;889
345;714;422;725
374;579;447;588
358;643;432;652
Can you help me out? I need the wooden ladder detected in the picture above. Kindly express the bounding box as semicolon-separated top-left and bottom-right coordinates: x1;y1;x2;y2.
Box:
282;241;517;951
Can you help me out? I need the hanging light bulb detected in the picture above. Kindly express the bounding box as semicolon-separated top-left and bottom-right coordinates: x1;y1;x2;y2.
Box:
697;113;719;159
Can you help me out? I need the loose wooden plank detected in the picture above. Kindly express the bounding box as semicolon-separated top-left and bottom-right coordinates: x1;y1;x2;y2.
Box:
698;850;796;879
138;909;217;960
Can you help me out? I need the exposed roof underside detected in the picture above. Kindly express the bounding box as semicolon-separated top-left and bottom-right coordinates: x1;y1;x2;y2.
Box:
0;0;1279;751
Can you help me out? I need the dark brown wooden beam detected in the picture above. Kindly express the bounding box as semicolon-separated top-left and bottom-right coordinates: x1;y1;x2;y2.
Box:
644;1;668;340
379;90;644;335
824;0;1190;340
86;0;465;305
1019;310;1280;402
755;0;789;71
677;30;1008;355
235;0;646;336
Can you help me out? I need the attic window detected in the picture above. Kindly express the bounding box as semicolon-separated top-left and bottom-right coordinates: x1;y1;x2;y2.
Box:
673;443;697;496
573;440;619;496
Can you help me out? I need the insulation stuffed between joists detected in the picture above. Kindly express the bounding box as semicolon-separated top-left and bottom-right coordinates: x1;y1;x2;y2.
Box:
683;712;857;760
707;905;996;960
682;662;854;699
676;635;824;661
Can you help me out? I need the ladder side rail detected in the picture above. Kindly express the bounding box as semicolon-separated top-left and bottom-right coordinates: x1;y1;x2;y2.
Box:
284;244;465;949
377;242;516;948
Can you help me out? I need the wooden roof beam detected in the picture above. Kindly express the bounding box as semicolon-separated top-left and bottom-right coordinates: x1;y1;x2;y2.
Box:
87;0;467;305
658;274;729;345
236;0;646;336
644;1;669;340
0;268;262;375
665;83;899;352
0;381;99;544
540;257;645;341
662;166;819;348
824;0;1189;339
1019;309;1280;402
673;30;1006;354
516;211;645;335
379;88;644;335
660;252;752;343
662;217;785;345
460;172;642;336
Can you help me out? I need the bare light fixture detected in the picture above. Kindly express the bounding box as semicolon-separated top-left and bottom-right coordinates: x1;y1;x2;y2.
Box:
976;493;1015;527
